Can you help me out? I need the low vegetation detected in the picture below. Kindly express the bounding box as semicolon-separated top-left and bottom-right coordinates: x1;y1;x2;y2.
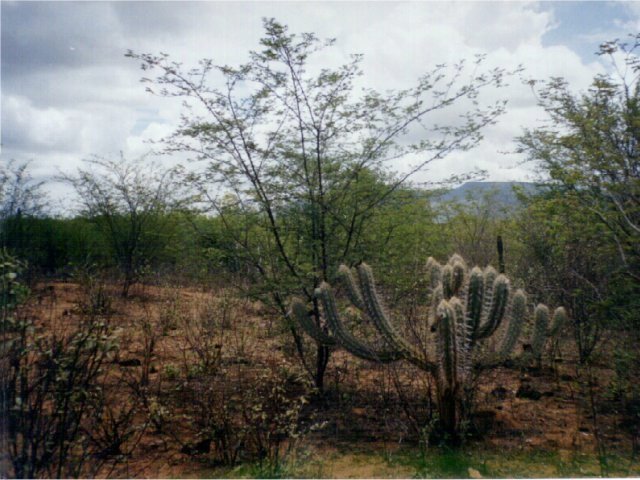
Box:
1;23;639;479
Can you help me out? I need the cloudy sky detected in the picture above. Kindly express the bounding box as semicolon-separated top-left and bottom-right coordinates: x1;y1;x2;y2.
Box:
2;1;638;206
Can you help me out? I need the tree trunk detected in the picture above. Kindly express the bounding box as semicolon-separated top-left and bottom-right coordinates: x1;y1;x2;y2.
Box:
312;299;330;392
437;387;461;445
314;344;330;392
121;275;132;298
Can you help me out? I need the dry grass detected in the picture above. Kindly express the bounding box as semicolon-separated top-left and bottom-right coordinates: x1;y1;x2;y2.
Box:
17;280;639;478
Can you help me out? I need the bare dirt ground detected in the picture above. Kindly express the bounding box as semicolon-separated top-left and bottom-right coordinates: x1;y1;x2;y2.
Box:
22;280;640;478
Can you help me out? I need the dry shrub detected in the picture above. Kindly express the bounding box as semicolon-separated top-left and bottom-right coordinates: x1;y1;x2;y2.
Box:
4;314;119;478
72;264;114;317
149;290;315;471
2;259;148;479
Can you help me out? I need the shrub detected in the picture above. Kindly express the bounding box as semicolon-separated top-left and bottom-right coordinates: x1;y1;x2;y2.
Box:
0;251;127;477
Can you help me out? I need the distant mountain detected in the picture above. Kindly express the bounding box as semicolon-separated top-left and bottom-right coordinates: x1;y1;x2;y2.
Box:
433;181;539;208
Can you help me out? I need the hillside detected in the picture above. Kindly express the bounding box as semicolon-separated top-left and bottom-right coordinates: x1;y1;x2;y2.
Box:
433;181;539;207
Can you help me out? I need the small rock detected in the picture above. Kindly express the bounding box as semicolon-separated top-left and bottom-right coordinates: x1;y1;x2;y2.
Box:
472;410;497;433
181;438;211;455
516;384;542;400
222;357;250;366
147;440;164;451
118;358;142;367
502;358;515;368
530;366;553;377
468;467;483;479
491;386;510;399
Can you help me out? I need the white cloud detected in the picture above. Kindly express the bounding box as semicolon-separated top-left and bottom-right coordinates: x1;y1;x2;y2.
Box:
3;95;86;153
1;1;627;208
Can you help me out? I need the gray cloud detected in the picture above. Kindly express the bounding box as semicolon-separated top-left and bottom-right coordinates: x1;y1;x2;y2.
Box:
2;2;123;76
1;1;635;209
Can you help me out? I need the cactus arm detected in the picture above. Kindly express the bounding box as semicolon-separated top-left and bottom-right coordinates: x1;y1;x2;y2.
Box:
549;307;567;337
496;235;505;273
291;298;337;346
499;289;526;358
437;255;469;306
337;265;365;310
442;265;454;298
315;283;403;363
482;266;498;308
448;255;467;297
436;299;458;390
447;253;466;266
426;257;443;290
465;267;484;336
453;297;472;383
473;266;497;339
475;274;510;340
356;263;434;372
429;284;444;328
531;304;550;358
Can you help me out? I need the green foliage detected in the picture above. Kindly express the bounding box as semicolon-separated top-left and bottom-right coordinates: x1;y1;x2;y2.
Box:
0;250;29;325
411;448;488;479
439;188;518;268
401;447;636;479
517;35;640;365
0;160;46;238
514;189;623;363
0;215;104;279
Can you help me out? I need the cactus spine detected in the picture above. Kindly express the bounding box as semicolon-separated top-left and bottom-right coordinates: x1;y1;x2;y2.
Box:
531;304;550;360
291;253;564;440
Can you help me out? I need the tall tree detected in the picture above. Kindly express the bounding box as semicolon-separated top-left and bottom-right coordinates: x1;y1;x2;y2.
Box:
128;19;515;390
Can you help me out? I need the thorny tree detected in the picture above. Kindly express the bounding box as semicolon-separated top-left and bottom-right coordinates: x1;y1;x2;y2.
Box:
0;160;46;254
63;155;186;297
128;19;516;390
518;35;640;368
519;35;640;282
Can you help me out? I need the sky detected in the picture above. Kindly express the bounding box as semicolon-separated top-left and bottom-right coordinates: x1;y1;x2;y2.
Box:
1;1;639;208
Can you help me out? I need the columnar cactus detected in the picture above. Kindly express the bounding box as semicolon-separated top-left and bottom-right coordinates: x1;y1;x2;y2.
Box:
291;254;565;440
